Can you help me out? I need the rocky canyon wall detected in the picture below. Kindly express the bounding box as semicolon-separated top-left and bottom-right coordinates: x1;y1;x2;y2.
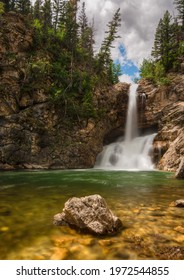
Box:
137;75;184;176
0;11;130;170
0;12;183;175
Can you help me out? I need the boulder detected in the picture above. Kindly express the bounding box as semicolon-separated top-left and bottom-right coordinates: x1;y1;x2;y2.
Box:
170;199;184;207
53;194;122;235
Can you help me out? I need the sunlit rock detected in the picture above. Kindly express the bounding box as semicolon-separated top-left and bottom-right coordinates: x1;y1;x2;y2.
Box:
53;194;122;235
170;199;184;207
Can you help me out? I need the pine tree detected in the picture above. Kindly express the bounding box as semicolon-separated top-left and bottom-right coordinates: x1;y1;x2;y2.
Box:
53;0;61;32
151;11;175;71
33;0;42;21
16;0;31;15
42;0;52;31
58;0;79;50
0;0;17;12
0;0;10;12
78;2;94;56
79;2;88;38
171;18;182;67
151;19;164;61
86;20;95;58
174;0;184;28
10;0;16;11
98;8;121;76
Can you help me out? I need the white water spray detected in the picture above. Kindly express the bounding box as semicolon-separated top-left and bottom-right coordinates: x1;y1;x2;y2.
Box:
94;84;156;170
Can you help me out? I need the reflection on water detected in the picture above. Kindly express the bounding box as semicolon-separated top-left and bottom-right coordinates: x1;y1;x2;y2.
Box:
0;170;184;260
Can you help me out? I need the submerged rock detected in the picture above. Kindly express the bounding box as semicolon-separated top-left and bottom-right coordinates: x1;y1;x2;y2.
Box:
155;246;184;260
170;199;184;207
53;194;122;235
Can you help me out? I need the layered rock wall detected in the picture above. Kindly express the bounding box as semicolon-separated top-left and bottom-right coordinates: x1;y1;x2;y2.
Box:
0;12;183;173
0;12;130;170
137;75;184;173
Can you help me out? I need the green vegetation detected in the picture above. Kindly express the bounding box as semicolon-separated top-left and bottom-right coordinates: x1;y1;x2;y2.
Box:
0;1;4;14
1;0;122;121
140;0;184;85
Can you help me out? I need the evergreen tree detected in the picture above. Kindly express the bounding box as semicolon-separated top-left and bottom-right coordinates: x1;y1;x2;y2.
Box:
86;20;95;58
79;2;88;38
98;8;121;79
16;0;31;15
58;0;79;50
33;0;42;21
78;2;94;56
110;62;121;84
174;0;184;28
42;0;52;31
151;19;164;61
0;0;17;12
10;0;16;11
0;0;10;12
171;18;182;68
53;0;61;32
151;11;175;71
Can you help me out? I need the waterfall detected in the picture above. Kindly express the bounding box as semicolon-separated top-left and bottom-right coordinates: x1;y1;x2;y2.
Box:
94;84;156;170
125;83;138;142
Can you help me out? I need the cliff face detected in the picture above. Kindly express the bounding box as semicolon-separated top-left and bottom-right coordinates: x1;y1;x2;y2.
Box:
0;12;130;170
0;13;183;174
137;75;184;174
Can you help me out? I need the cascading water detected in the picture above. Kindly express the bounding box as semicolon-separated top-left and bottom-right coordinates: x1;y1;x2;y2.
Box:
94;84;156;170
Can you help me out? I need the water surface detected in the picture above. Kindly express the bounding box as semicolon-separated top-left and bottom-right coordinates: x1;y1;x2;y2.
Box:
0;169;184;260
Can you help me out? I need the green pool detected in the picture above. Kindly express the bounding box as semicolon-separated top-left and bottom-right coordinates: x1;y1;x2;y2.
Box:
0;169;184;260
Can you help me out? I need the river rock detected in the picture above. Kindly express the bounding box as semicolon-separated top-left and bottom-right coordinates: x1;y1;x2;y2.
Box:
53;194;122;235
170;199;184;207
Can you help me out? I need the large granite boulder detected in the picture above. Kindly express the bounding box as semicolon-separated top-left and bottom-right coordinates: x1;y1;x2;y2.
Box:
53;194;122;235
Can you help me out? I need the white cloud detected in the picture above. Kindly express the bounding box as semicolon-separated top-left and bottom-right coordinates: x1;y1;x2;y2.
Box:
119;74;132;84
30;0;175;68
84;0;174;66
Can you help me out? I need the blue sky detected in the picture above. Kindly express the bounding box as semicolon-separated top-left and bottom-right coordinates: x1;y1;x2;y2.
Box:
31;0;175;83
116;45;140;83
83;0;174;83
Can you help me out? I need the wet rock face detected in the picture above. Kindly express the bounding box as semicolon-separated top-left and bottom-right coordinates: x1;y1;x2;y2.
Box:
137;75;184;173
53;194;123;235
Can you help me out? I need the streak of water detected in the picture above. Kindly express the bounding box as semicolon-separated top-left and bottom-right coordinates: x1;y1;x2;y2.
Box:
95;84;156;170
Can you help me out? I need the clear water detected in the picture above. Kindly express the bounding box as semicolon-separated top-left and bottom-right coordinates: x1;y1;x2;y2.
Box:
0;169;184;260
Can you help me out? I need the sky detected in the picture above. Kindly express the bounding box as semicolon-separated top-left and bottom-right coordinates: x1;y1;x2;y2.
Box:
31;0;175;83
83;0;174;83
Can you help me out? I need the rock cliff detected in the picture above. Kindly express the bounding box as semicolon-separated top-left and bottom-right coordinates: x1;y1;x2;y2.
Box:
0;12;183;175
137;75;184;174
0;12;130;170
